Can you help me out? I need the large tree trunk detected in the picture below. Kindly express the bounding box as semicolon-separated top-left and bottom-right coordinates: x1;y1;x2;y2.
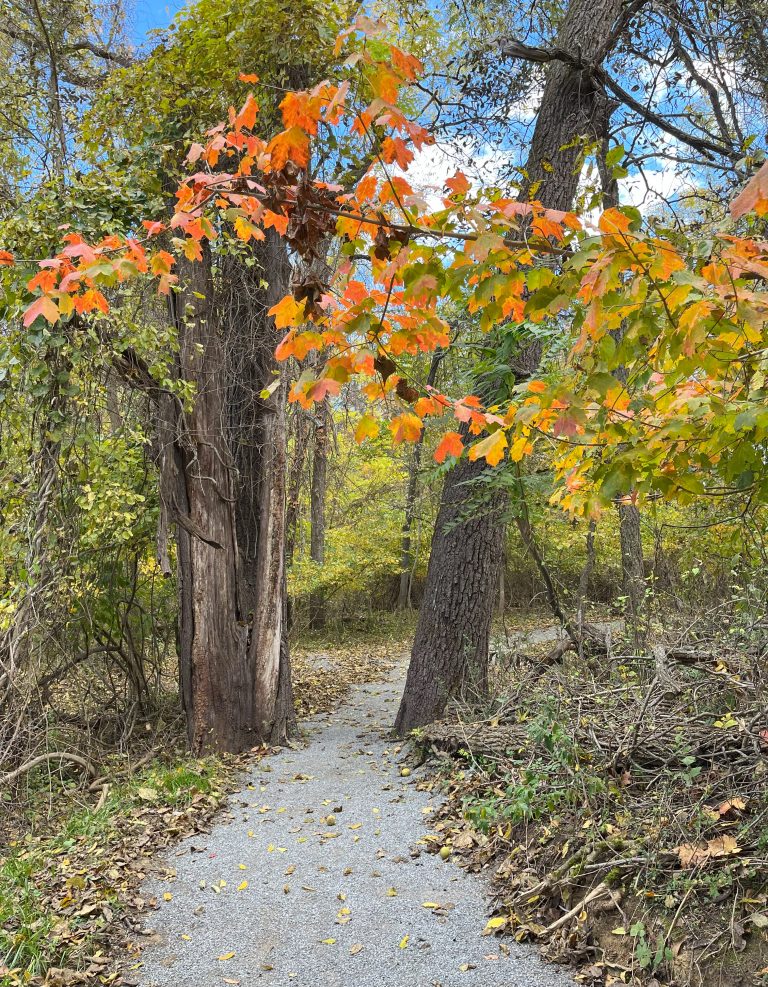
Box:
161;234;294;753
394;456;505;734
394;0;626;734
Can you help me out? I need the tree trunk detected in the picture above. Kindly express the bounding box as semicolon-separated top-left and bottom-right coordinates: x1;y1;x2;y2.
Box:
397;443;423;611
397;352;443;610
285;408;312;566
308;398;329;629
393;455;505;734
395;0;626;732
162;234;295;754
618;501;645;642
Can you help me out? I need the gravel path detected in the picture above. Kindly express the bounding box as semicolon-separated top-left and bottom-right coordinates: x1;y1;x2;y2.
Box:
135;664;575;987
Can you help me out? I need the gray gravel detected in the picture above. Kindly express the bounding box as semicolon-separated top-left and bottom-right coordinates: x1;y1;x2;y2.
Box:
135;664;575;987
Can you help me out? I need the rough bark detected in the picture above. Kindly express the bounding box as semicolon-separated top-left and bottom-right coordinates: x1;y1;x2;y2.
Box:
395;0;626;733
394;455;505;734
162;233;295;753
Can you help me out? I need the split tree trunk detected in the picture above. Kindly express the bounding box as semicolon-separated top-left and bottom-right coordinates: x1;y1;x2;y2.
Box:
160;234;294;754
394;0;626;734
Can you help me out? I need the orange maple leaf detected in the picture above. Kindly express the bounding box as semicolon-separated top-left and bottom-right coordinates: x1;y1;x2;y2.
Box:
390;412;423;443
266;127;310;171
434;431;463;463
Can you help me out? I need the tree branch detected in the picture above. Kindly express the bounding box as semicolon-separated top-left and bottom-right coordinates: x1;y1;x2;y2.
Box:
497;34;739;163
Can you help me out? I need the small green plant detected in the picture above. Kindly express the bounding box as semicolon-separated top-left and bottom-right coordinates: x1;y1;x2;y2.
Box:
630;921;673;973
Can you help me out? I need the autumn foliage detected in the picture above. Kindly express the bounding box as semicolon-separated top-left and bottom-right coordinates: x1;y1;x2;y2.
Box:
10;17;768;514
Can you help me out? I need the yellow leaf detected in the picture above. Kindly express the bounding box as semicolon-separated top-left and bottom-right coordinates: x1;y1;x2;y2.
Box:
320;938;336;945
483;916;507;934
163;892;173;901
399;935;409;949
217;952;236;961
237;881;248;891
355;414;380;444
468;429;507;467
422;902;439;909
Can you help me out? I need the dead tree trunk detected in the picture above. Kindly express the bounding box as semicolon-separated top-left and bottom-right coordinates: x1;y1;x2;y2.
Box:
395;0;626;733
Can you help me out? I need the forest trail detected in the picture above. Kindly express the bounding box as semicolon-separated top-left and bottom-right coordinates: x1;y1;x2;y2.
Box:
133;662;574;987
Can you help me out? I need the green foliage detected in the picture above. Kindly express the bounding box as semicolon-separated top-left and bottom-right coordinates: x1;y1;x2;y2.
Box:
0;755;230;979
289;420;412;605
463;706;605;830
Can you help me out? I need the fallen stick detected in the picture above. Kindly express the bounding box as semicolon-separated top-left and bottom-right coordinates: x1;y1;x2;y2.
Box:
543;882;611;934
0;751;97;787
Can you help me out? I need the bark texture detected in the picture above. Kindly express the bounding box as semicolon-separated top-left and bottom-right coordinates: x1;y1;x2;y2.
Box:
618;501;646;638
394;0;626;734
161;234;294;754
394;456;505;734
396;0;623;734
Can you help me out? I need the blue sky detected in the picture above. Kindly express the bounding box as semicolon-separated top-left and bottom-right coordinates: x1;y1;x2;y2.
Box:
130;0;187;44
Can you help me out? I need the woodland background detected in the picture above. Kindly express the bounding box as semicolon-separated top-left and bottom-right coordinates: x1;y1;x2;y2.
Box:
0;0;767;984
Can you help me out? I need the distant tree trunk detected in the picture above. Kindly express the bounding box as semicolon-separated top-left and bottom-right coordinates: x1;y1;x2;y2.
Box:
395;0;625;732
599;144;647;649
308;398;329;629
397;353;443;610
161;234;294;754
285;408;312;566
397;443;422;610
618;501;645;642
394;455;505;734
497;549;506;617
